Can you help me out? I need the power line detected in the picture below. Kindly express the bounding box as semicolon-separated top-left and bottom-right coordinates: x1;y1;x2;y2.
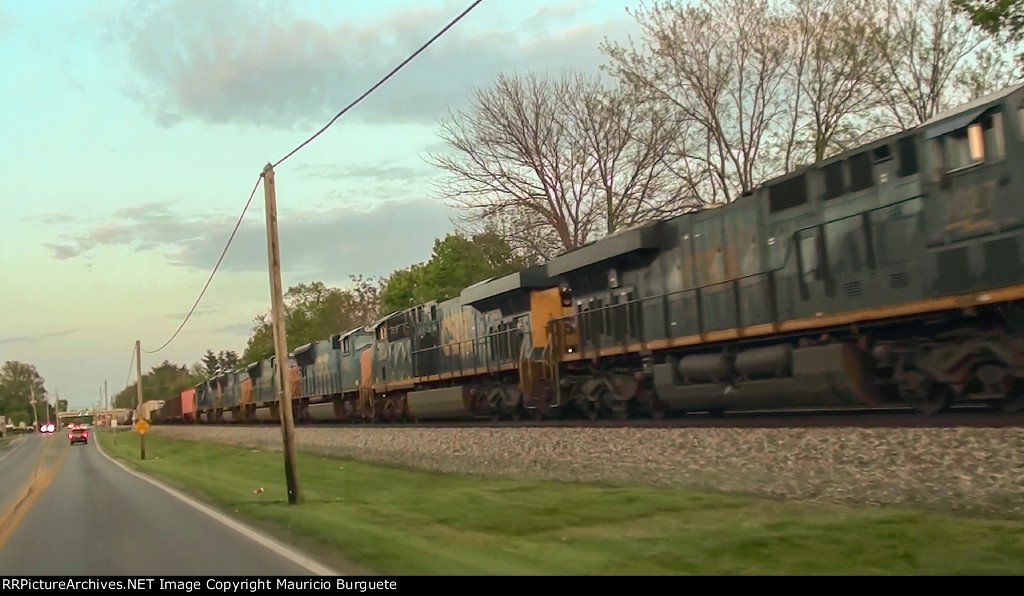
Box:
124;345;136;390
143;177;263;354
139;0;483;355
273;0;485;168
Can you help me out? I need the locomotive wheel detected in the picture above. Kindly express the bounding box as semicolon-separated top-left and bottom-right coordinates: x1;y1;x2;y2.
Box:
914;382;953;416
647;397;667;420
1001;380;1024;413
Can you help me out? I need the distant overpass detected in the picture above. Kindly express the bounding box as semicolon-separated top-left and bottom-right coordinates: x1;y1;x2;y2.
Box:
58;408;134;425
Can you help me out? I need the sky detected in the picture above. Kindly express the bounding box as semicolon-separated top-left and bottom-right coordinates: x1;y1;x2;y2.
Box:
0;0;641;409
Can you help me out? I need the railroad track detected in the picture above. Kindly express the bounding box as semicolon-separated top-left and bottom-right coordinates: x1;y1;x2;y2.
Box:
165;406;1024;430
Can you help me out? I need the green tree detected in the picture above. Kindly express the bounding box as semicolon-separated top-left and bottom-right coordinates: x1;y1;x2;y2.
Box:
379;232;531;315
955;0;1024;38
240;276;385;365
0;361;48;425
379;264;428;315
199;349;240;377
218;350;239;370
954;0;1024;72
201;350;220;376
112;360;202;409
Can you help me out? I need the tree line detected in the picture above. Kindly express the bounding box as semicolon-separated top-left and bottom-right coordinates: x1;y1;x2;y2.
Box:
431;0;1021;262
0;361;65;427
102;231;524;408
107;0;1022;406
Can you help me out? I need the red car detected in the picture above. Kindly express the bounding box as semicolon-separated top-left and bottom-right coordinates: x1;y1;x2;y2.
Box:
69;426;89;445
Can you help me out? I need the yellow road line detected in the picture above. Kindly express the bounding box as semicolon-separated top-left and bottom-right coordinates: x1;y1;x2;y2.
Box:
0;438;70;551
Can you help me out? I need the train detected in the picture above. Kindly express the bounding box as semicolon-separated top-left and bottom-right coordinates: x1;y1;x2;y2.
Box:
153;82;1024;426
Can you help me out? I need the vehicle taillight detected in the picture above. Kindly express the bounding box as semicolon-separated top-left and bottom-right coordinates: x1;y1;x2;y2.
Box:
68;434;72;439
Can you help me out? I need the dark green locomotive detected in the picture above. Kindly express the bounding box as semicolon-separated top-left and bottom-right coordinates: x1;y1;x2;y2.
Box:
187;83;1024;424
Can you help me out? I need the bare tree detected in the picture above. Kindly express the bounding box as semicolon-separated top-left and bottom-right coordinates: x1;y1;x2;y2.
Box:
602;0;791;203
429;71;684;259
559;74;690;236
868;0;988;128
428;72;601;260
778;0;889;166
955;42;1020;100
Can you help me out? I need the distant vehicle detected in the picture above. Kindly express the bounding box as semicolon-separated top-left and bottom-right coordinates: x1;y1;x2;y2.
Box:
39;422;55;434
68;426;88;445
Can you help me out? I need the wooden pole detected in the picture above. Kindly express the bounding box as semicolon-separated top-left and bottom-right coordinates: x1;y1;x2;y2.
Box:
135;340;145;460
30;387;38;428
263;163;301;505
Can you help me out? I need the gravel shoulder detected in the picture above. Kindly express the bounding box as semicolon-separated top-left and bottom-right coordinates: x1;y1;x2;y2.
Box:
147;425;1024;519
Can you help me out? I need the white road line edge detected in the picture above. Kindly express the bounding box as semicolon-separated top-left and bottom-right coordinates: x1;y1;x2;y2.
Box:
0;435;30;463
93;432;341;576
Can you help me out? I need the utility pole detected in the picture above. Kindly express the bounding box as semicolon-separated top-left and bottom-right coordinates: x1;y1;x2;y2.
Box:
30;387;38;428
135;340;145;460
263;163;301;505
104;380;108;426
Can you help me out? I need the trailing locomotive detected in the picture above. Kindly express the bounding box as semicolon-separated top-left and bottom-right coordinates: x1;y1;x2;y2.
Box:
176;83;1024;425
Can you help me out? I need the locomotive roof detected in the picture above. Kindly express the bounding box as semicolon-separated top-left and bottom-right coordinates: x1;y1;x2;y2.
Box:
921;81;1024;134
460;264;552;305
545;220;661;277
371;311;402;329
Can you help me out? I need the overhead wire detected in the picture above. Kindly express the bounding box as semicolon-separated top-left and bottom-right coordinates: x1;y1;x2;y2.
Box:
142;177;263;354
124;344;137;389
137;0;485;357
272;0;485;168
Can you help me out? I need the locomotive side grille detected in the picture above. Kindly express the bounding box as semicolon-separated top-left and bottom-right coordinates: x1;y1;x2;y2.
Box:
844;280;861;297
890;271;908;289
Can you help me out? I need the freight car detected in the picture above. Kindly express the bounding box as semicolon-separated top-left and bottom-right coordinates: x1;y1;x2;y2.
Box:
176;83;1024;425
150;390;196;424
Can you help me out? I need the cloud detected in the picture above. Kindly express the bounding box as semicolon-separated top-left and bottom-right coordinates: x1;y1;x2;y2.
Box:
43;196;456;283
0;336;32;346
0;329;78;345
215;322;258;336
30;214;76;225
165;305;220;320
46;244;82;260
170;199;456;280
111;0;632;129
296;162;427;182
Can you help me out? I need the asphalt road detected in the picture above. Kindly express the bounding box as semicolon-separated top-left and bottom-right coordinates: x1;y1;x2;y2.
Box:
0;431;336;575
0;434;44;514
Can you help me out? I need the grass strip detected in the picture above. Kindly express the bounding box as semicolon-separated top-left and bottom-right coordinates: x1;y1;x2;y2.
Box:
97;429;1024;575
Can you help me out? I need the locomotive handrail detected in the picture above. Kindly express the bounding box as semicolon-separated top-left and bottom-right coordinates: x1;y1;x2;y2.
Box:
231;193;933;403
546;193;930;354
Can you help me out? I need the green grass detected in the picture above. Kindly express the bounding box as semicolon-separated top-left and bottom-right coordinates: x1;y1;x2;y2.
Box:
96;429;1024;575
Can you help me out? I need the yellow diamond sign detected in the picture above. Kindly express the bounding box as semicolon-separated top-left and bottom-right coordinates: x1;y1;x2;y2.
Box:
134;419;149;434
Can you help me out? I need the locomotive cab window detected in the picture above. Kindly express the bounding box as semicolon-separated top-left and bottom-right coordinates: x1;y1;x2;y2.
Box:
897;136;919;177
822;161;844;200
933;111;1005;172
848;152;874;191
